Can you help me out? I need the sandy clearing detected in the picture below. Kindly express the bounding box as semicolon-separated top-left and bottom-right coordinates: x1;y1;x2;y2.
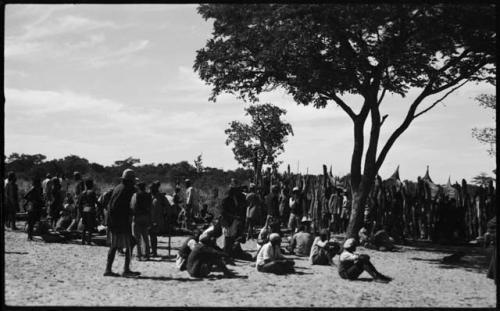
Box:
4;227;496;307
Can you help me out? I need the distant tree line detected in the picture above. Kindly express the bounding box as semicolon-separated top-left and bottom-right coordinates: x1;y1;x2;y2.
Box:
3;153;253;192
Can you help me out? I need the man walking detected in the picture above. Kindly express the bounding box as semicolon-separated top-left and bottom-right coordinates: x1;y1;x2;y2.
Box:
104;169;140;277
131;182;152;261
4;172;19;230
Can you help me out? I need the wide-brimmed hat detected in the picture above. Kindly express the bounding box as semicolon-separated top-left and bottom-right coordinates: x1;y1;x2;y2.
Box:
269;233;281;243
343;238;356;249
121;169;136;181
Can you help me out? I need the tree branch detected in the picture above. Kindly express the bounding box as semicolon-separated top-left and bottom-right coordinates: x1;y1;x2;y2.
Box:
429;59;488;95
380;114;388;126
326;92;357;120
375;88;430;171
414;79;470;118
377;87;387;106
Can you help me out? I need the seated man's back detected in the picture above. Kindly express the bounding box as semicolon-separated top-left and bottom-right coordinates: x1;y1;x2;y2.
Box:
290;231;314;256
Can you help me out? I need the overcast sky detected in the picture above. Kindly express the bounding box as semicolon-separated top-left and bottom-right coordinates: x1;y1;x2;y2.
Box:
4;4;496;184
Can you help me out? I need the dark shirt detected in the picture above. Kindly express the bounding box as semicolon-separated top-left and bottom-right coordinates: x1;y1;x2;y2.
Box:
75;180;85;199
265;192;280;217
186;244;227;275
107;182;136;234
24;186;44;212
78;190;98;213
5;182;19;212
220;195;239;227
132;190;152;217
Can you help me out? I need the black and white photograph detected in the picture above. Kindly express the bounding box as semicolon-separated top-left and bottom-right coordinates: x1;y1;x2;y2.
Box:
2;3;497;308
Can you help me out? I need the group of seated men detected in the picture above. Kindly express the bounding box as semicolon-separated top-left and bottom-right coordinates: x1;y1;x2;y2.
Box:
175;215;392;283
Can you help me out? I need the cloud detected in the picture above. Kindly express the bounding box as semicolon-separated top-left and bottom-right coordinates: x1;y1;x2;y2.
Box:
86;40;150;68
4;88;242;166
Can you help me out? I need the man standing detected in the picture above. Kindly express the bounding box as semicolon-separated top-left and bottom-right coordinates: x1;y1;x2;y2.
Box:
131;182;152;261
185;179;198;228
265;185;281;234
150;181;169;257
42;173;53;204
104;169;140;277
245;183;261;240
23;178;44;240
78;179;98;245
4;172;19;230
220;186;242;257
288;187;303;234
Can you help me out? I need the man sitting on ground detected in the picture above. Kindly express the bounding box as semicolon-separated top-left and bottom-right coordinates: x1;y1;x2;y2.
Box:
310;229;341;266
288;217;314;256
186;229;235;278
338;238;392;283
256;233;295;275
176;230;201;271
359;227;397;252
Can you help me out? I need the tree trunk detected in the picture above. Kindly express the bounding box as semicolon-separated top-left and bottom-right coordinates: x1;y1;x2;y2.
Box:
346;189;370;239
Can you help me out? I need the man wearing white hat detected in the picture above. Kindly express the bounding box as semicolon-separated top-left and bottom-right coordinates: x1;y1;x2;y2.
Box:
256;233;295;274
288;216;314;256
338;238;392;283
103;169;140;277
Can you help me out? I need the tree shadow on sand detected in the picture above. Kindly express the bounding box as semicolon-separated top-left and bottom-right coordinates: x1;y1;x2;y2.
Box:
410;255;489;274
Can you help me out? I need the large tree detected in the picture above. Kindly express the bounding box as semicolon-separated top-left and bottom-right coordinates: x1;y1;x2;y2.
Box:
194;4;496;238
225;103;293;186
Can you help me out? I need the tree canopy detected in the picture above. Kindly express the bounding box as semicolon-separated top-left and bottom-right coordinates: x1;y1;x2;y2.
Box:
225;103;293;184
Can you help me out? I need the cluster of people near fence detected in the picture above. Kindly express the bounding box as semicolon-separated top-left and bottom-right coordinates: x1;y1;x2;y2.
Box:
3;165;496;283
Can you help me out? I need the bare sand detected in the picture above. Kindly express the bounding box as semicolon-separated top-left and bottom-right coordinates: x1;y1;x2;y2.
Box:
4;226;496;307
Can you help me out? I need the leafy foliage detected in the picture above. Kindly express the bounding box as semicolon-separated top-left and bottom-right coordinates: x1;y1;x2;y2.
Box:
472;94;496;157
224;103;293;180
471;172;495;187
195;4;495;105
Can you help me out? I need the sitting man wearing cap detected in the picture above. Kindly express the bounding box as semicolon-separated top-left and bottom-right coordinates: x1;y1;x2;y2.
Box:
338;238;392;283
310;229;341;266
256;233;295;275
288;217;314;256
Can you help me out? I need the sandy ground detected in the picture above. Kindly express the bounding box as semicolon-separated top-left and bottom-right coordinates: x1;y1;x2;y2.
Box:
4;224;497;308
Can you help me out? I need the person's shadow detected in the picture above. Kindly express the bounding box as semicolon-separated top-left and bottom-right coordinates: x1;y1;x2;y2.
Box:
134;275;203;282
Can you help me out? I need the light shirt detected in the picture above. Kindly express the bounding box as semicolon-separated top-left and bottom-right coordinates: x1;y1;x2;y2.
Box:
309;236;328;263
256;242;284;268
186;186;198;214
339;250;359;263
